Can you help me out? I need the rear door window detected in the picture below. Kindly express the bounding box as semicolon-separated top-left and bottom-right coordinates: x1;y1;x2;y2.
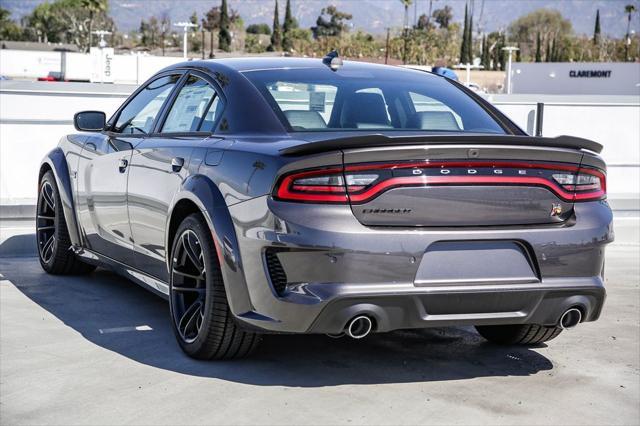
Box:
162;75;221;133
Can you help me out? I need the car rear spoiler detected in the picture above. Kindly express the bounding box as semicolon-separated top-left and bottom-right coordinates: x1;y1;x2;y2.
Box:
280;134;603;156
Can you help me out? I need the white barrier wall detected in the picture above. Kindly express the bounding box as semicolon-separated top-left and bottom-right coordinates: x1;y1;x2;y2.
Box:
0;81;133;205
1;82;638;210
0;49;183;84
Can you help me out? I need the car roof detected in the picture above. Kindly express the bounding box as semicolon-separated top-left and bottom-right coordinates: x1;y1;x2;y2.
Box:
168;56;436;76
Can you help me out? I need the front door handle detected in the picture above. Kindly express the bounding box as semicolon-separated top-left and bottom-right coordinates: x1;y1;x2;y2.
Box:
171;157;185;172
118;158;128;173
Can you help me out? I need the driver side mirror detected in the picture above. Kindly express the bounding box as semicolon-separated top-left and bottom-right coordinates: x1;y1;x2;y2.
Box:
74;111;106;132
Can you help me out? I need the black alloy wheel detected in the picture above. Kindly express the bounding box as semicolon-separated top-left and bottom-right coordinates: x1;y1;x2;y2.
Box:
171;229;207;344
37;181;57;264
169;213;260;359
36;171;95;275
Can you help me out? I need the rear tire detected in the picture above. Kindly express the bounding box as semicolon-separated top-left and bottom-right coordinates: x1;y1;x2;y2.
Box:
475;324;563;345
169;213;261;360
37;171;96;275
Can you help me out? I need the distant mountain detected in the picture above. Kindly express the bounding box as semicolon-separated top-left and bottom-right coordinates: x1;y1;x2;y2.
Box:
3;0;639;37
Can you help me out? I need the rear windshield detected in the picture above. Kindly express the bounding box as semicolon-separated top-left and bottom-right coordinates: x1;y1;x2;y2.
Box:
243;66;505;134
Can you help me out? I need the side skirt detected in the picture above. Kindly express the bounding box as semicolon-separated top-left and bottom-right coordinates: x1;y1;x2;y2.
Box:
73;247;170;300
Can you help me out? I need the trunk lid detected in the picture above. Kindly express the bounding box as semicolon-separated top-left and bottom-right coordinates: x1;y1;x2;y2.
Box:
341;143;584;227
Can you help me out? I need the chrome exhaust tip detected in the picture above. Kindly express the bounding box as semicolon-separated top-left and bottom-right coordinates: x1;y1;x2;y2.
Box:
559;308;582;330
346;315;373;339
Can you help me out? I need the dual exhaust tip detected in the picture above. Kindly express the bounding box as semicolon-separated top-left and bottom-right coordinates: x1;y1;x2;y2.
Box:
332;308;581;339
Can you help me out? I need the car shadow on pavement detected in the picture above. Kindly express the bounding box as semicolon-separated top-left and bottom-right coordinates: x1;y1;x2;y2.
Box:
0;234;37;257
1;256;554;387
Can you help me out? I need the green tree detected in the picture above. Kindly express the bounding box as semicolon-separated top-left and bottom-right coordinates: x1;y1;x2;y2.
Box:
219;0;231;52
508;9;572;61
488;31;505;70
311;6;352;38
202;6;220;58
432;5;452;29
400;0;412;63
188;12;202;53
150;16;161;47
508;9;572;42
535;31;542;62
593;9;601;45
24;2;63;43
80;0;107;49
459;3;469;64
0;7;23;40
400;0;412;29
466;11;473;63
268;0;281;51
160;13;170;55
545;37;551;61
246;23;271;35
480;35;490;69
282;0;297;51
415;13;431;31
139;18;161;48
24;0;113;50
498;34;507;69
624;4;637;61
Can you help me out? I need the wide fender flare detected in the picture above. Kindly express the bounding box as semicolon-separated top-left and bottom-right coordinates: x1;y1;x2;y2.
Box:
166;174;253;315
40;148;81;246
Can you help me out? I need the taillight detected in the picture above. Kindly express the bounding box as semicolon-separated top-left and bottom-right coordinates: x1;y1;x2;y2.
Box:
275;168;383;203
274;161;606;203
553;167;606;201
275;168;349;202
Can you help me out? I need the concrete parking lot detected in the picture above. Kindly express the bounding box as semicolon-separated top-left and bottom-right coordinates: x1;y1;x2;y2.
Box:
1;216;638;425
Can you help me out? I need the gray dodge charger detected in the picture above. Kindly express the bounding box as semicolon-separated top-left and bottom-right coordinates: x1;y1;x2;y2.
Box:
37;56;613;359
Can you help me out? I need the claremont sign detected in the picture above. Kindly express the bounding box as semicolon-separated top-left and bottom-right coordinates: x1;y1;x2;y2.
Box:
569;70;612;78
511;62;640;95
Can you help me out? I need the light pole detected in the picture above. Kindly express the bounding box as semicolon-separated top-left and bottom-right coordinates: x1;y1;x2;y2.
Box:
501;46;519;94
92;30;112;48
174;22;197;59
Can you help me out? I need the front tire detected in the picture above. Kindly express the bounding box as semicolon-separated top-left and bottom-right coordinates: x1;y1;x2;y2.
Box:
475;324;563;345
37;171;95;275
169;213;261;360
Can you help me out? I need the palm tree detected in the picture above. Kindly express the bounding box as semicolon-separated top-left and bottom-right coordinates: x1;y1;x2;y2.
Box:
400;0;413;63
400;0;412;29
80;0;107;50
624;4;637;61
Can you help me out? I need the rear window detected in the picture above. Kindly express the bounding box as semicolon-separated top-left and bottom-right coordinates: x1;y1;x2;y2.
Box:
243;66;505;134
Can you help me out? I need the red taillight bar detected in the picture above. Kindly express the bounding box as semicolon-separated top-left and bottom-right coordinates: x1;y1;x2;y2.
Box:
274;161;606;204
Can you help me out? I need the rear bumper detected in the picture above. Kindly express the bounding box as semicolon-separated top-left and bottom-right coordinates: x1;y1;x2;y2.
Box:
225;197;613;334
307;278;605;333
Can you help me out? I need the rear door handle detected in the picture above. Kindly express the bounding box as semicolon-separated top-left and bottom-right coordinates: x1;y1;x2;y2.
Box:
118;158;128;173
171;157;185;172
